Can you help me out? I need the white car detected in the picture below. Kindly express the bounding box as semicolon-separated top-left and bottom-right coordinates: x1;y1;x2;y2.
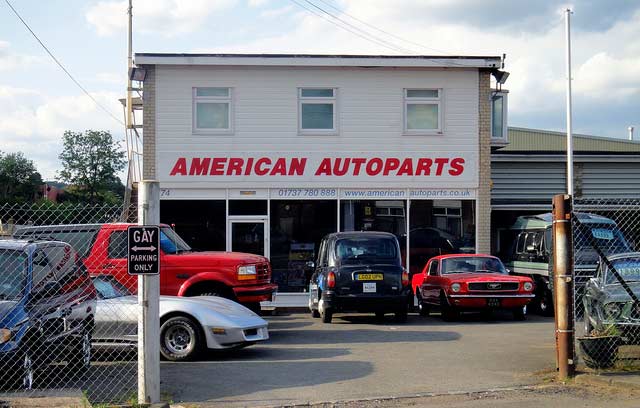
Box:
92;275;269;361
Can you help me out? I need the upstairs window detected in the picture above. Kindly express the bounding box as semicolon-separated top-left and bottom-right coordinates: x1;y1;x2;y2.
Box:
491;91;508;142
404;89;441;133
193;87;232;132
299;88;337;133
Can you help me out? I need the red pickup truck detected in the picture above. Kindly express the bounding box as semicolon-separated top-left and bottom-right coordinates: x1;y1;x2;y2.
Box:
14;223;276;310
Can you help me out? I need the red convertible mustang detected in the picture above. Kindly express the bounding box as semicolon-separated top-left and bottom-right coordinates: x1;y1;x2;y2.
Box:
412;254;535;321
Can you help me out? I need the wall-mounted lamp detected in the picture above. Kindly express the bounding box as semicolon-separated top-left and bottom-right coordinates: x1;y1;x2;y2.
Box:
128;67;147;81
492;70;510;85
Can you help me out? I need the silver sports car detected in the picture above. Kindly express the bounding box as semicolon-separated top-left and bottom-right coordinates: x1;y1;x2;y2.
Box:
92;275;269;361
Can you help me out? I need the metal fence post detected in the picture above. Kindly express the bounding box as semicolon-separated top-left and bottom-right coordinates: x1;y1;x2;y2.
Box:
553;194;576;379
138;181;160;403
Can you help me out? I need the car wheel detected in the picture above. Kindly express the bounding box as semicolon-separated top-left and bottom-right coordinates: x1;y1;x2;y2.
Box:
69;331;92;374
321;307;333;323
375;311;386;321
311;309;320;318
417;290;430;317
22;351;35;390
538;290;554;317
160;316;203;361
394;304;408;323
512;306;527;321
440;294;458;322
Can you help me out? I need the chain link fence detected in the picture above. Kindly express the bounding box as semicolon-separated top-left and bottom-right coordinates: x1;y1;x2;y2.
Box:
572;198;640;372
0;202;139;404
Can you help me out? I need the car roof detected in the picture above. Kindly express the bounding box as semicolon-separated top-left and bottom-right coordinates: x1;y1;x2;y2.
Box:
0;239;64;251
430;254;499;262
512;212;617;230
326;231;398;240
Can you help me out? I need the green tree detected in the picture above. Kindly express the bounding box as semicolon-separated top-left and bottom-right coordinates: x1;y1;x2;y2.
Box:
58;130;126;203
0;151;43;203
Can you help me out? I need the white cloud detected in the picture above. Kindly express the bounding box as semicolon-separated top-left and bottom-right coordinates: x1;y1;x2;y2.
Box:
260;5;294;19
86;0;237;37
0;41;43;71
574;52;640;99
0;86;124;179
248;0;269;7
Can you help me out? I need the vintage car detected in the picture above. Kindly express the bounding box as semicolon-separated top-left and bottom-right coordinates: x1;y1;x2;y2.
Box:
309;231;411;323
582;252;640;367
92;275;269;361
0;240;96;389
412;254;535;321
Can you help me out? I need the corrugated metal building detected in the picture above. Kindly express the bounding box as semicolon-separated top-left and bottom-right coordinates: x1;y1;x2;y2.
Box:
491;127;640;253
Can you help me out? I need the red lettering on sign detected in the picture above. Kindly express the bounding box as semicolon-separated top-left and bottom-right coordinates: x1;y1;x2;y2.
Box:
210;158;227;176
416;158;432;176
434;158;449;176
333;158;350;176
289;158;307;176
244;158;254;176
255;158;271;176
351;158;366;176
170;158;188;176
227;158;243;175
315;158;332;176
270;158;287;176
366;158;383;176
397;158;414;176
383;158;400;176
449;157;465;176
188;158;210;176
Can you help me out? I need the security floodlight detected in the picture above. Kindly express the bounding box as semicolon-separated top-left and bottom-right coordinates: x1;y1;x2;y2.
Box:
129;67;147;81
492;70;510;85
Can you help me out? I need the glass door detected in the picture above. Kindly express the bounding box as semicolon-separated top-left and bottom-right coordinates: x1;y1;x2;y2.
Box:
227;217;269;258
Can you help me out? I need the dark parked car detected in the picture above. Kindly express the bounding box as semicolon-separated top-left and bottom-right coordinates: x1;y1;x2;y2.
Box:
308;232;410;323
0;239;96;389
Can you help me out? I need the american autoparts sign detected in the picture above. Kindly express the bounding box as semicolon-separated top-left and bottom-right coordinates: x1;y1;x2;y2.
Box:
158;152;478;188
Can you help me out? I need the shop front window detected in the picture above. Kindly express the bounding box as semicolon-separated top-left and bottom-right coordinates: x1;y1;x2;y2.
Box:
160;200;226;251
407;200;475;276
270;200;337;292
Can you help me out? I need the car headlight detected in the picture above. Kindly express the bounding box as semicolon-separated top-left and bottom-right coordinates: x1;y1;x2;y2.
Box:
604;303;622;319
238;265;257;280
451;283;461;293
523;282;533;291
0;328;11;344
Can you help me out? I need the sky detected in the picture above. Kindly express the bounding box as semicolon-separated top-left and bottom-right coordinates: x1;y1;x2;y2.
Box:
1;0;639;180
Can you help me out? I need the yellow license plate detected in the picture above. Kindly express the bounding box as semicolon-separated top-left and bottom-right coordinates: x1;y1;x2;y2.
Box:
357;273;383;281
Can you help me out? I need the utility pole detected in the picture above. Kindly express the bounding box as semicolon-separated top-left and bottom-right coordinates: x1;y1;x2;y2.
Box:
126;0;133;130
565;8;574;196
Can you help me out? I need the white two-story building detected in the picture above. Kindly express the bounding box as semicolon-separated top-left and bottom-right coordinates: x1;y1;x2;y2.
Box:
135;53;505;295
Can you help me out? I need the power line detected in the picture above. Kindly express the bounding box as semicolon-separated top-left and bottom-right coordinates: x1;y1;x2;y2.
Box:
300;0;417;54
315;0;455;55
4;0;125;126
288;0;414;54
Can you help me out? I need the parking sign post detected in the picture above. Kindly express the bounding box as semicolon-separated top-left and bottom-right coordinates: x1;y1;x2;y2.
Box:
137;181;160;404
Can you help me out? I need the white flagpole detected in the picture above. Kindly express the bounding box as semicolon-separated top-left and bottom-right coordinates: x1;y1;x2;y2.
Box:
565;8;574;196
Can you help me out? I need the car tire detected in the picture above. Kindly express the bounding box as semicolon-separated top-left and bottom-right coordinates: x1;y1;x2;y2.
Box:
394;304;408;323
375;311;386;321
440;294;458;322
417;290;430;317
195;286;234;301
311;308;320;318
512;306;527;321
21;350;35;390
160;316;203;361
69;330;92;374
537;290;554;317
321;307;333;323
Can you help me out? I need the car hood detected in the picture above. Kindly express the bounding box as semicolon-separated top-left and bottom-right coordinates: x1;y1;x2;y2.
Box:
169;251;268;265
441;273;527;282
601;282;640;302
160;295;260;318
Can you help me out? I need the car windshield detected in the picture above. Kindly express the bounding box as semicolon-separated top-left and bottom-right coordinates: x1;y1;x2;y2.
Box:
93;276;132;299
575;224;630;258
441;257;507;274
335;237;398;264
0;249;27;300
160;227;191;254
606;257;640;285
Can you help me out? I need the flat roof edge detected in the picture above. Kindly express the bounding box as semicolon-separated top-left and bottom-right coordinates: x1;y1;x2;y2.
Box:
134;53;502;68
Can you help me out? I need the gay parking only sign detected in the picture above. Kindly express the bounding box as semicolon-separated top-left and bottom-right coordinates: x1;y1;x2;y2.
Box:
127;226;160;275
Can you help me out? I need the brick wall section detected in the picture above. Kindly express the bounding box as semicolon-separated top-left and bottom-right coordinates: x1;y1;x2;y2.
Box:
142;65;156;180
477;70;492;253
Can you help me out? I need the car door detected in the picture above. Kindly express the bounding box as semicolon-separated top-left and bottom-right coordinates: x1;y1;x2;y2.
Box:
29;249;67;346
422;259;440;305
310;238;327;303
101;229;134;293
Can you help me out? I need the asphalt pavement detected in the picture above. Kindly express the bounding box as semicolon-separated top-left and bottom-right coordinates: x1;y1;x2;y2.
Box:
160;310;557;407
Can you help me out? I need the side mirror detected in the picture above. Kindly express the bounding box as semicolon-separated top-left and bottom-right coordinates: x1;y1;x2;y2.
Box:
306;261;316;269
